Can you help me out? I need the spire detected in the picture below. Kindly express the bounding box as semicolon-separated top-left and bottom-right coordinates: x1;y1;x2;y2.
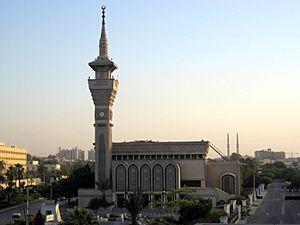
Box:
99;5;108;58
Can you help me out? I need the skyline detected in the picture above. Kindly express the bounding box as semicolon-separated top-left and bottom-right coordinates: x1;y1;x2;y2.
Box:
0;1;299;157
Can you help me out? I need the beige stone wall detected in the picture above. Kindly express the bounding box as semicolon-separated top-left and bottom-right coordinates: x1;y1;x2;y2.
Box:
174;160;206;186
206;160;241;196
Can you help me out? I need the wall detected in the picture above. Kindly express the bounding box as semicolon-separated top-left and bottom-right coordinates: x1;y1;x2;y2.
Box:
206;160;241;196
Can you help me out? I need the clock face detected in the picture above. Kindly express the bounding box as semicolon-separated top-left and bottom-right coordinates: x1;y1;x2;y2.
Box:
99;112;105;118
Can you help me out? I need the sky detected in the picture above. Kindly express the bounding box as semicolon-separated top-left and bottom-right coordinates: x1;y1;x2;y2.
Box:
0;0;299;158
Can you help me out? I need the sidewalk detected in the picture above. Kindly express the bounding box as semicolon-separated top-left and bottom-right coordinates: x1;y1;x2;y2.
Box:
237;190;268;224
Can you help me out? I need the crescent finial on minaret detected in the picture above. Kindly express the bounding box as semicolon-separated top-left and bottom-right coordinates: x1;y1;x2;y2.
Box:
101;5;106;24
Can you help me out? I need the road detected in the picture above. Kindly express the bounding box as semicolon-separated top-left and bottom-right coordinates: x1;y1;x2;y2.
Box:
247;181;300;224
0;200;46;225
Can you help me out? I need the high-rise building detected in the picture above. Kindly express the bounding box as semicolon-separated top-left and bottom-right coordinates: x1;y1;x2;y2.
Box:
88;149;95;161
57;147;85;161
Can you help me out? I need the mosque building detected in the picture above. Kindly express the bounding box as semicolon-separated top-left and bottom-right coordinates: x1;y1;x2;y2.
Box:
79;6;240;207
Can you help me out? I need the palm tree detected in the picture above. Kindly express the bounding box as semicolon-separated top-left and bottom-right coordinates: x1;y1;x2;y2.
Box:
15;164;25;192
96;178;111;201
0;160;5;189
5;166;17;203
122;192;145;225
64;207;95;225
0;160;5;174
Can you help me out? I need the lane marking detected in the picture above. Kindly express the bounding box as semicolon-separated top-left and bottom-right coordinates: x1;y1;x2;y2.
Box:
280;220;283;224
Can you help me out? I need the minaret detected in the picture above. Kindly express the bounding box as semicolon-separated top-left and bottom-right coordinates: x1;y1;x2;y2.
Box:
227;133;230;157
88;6;118;186
236;133;239;155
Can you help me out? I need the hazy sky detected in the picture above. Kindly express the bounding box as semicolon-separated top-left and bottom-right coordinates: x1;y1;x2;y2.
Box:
0;1;299;158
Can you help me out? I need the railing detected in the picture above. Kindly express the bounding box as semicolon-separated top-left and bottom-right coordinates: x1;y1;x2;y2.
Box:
209;143;228;161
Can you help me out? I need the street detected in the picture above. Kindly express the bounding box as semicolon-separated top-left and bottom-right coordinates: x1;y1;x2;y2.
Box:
247;181;300;224
0;200;46;225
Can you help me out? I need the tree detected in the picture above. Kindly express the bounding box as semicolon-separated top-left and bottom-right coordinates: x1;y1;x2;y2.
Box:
291;173;300;190
122;192;145;225
240;157;259;189
96;178;111;201
5;166;17;203
230;153;243;161
64;207;95;225
0;160;5;173
0;160;6;189
34;210;44;225
178;198;212;223
15;163;25;193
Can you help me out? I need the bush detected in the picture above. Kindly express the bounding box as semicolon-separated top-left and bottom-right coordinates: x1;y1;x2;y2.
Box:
87;198;114;210
178;198;212;222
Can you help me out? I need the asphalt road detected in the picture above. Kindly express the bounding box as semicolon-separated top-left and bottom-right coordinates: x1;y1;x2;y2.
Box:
247;181;300;224
0;200;46;225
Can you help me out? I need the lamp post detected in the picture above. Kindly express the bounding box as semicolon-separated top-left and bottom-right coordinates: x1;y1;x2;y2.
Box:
26;166;29;225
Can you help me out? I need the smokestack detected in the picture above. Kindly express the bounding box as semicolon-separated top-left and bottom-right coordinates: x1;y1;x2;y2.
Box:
227;133;230;157
236;133;239;155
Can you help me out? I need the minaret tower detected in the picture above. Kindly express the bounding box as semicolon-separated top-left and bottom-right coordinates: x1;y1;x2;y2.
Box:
88;6;118;186
227;133;230;157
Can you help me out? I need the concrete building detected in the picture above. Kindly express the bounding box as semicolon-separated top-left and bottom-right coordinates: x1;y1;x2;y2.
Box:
0;142;27;170
80;7;240;207
57;147;85;161
255;148;285;164
27;160;39;173
88;149;95;161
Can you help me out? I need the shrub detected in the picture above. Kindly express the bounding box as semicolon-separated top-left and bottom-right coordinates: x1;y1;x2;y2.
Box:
178;198;212;222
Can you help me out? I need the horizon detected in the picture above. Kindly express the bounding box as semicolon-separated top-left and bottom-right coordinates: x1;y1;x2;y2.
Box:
0;1;299;158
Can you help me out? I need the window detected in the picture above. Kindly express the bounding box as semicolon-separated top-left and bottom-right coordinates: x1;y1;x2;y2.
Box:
181;180;201;187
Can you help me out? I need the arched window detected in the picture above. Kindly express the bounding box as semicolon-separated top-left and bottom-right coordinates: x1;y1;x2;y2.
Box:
153;164;163;191
128;164;139;191
116;165;126;192
165;164;176;190
221;174;235;194
140;165;151;191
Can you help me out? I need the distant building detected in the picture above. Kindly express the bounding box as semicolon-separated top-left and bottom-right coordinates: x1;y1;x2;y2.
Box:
0;142;27;170
27;160;39;173
57;147;85;161
87;149;95;161
255;148;285;164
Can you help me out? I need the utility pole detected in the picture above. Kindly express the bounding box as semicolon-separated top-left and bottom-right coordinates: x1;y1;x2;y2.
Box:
26;167;29;225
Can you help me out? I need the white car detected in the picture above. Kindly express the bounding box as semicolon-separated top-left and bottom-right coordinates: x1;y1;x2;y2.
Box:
12;213;21;220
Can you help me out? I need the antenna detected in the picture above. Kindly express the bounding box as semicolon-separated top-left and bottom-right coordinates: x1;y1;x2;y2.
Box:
227;133;230;157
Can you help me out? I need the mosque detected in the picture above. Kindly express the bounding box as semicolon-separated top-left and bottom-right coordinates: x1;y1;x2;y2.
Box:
79;7;240;207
